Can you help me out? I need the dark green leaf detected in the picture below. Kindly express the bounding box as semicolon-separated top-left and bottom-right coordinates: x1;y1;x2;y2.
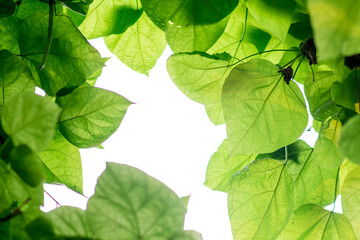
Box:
0;17;21;54
58;87;131;148
339;115;360;164
0;0;15;18
228;158;295;240
104;11;166;75
61;0;93;15
204;139;256;192
10;145;45;187
141;0;239;30
19;11;103;96
79;0;142;39
245;0;296;41
0;50;35;110
1;92;61;152
222;58;308;155
16;0;63;19
38;128;82;193
331;71;359;112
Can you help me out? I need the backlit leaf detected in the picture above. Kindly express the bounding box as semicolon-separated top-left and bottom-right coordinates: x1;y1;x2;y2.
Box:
222;58;308;155
0;50;35;110
308;0;360;60
341;168;360;239
79;0;142;39
38;128;83;193
0;17;21;54
19;11;103;96
245;0;296;41
279;204;356;240
58;86;131;148
104;11;166;75
228;158;295;240
1;92;61;152
339;115;360;164
204;139;257;192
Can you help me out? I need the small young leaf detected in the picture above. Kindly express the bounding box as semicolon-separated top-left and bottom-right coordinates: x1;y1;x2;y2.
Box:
58;87;131;148
222;58;308;155
339;115;360;164
228;158;295;240
1;92;61;153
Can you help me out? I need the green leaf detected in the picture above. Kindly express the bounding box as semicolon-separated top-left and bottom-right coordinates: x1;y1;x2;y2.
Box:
0;0;15;18
10;145;45;187
204;139;256;192
79;0;142;39
222;58;308;155
87;163;193;239
38;128;83;193
63;7;86;26
16;0;63;19
308;0;360;60
166;16;229;53
167;52;232;105
304;70;341;121
1;92;61;152
104;11;166;75
0;17;21;54
19;11;103;96
279;204;356;240
331;71;359;112
313;118;343;169
339;115;360;164
228;158;295;240
0;50;35;110
61;0;93;15
341;168;360;239
245;0;296;41
58;86;131;148
141;0;239;30
204;103;225;125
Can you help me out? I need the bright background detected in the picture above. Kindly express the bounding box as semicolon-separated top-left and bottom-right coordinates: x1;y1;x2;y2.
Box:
41;39;325;240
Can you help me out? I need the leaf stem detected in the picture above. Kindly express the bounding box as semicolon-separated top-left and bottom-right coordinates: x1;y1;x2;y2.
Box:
284;145;288;164
355;68;360;113
292;55;305;80
39;0;54;70
332;168;340;212
231;7;248;64
0;198;31;222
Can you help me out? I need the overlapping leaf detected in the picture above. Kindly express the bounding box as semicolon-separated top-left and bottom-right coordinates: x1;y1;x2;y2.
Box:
38;128;83;193
279;204;356;240
0;50;35;110
222;58;308;155
308;0;360;60
19;11;103;96
61;0;93;15
331;71;359;112
0;17;21;54
245;0;296;41
104;11;166;75
79;0;142;39
339;115;360;164
228;158;295;240
58;86;131;148
1;92;61;153
0;0;15;17
167;52;232;105
204;139;257;192
26;163;202;239
341;168;360;239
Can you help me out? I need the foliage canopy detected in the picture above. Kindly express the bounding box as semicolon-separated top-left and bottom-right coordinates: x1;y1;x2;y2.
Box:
0;0;360;239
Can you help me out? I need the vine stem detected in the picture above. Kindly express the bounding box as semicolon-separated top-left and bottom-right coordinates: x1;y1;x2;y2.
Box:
292;55;305;80
0;198;31;222
355;68;360;113
44;189;61;207
39;0;54;70
284;145;288;164
332;168;340;212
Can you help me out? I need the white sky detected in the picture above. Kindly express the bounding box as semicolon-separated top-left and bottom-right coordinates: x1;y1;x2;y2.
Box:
41;38;341;240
